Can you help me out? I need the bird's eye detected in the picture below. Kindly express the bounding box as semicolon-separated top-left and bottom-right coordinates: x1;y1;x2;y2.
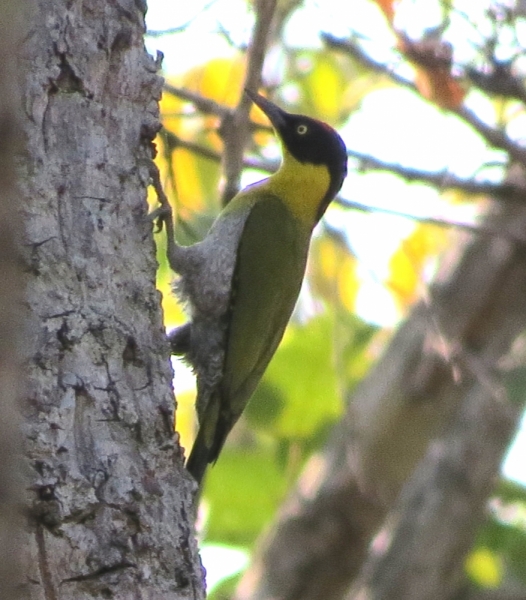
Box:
296;124;308;135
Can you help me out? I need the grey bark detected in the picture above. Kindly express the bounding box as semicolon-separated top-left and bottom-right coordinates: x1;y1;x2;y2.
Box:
18;0;203;598
0;1;25;598
236;183;526;600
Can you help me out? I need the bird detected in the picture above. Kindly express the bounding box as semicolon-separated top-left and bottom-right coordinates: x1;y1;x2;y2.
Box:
164;89;348;484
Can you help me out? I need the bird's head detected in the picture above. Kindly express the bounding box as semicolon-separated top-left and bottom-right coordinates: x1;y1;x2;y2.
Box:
246;89;348;222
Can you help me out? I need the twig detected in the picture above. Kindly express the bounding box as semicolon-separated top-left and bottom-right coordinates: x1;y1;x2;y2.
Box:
456;105;526;166
163;128;516;201
146;25;188;38
162;130;279;171
322;33;416;92
466;63;526;105
347;148;518;198
163;84;232;118
335;197;526;242
219;0;278;204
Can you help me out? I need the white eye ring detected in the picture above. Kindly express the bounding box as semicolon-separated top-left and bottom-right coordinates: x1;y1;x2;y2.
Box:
297;124;308;135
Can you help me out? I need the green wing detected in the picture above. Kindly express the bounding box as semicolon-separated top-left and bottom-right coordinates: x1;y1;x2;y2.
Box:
224;193;309;399
217;194;310;451
187;192;312;480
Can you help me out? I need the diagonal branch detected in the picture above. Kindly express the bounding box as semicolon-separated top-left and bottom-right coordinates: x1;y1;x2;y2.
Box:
219;0;277;205
456;105;526;166
348;347;521;600
163;84;233;117
160;128;522;238
146;0;218;38
323;33;526;168
322;33;416;91
162;129;279;171
162;125;518;201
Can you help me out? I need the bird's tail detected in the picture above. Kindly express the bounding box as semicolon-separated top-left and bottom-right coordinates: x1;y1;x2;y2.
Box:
186;389;233;485
186;389;222;484
186;424;212;485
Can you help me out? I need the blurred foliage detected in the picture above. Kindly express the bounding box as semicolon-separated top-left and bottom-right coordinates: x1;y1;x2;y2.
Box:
465;547;503;589
204;447;289;545
386;223;448;309
147;0;526;594
467;479;526;588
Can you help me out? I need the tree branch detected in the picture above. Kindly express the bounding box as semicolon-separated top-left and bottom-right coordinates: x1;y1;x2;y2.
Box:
162;129;279;172
456;105;526;166
219;0;277;204
335;197;526;242
163;84;233;117
348;348;521;600
323;33;526;168
146;0;218;38
322;33;415;91
346;148;520;198
466;63;526;105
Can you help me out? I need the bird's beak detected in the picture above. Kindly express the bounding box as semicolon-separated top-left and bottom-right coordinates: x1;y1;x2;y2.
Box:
245;89;287;130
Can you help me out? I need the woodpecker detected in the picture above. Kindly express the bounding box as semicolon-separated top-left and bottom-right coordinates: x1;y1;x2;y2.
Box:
164;90;348;484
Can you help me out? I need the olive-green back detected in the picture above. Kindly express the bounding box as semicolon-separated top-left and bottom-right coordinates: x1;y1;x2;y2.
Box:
221;193;311;421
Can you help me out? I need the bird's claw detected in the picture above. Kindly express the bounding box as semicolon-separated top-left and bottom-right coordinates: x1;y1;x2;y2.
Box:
148;204;172;233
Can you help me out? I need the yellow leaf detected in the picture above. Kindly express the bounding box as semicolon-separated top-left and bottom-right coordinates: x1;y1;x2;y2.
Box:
183;56;246;152
175;388;197;459
309;234;360;312
171;147;210;217
159;89;185;136
291;51;349;123
306;54;346;122
183;55;246;107
161;55;246;158
386;224;447;308
465;548;503;589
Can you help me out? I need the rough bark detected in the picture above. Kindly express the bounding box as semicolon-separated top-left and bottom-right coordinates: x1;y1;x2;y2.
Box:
18;1;203;598
0;1;25;598
236;185;526;600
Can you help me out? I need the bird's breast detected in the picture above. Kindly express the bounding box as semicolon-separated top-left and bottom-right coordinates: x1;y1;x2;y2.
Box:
263;154;332;226
177;206;252;318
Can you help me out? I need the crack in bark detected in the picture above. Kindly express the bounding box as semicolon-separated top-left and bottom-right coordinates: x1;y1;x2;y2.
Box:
60;560;136;584
36;524;57;600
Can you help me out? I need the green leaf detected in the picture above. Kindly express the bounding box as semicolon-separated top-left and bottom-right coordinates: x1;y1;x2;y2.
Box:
203;446;288;546
248;313;342;440
208;570;243;600
474;480;526;585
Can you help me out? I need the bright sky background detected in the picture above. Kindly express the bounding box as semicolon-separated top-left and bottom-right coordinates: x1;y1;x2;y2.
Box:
145;0;526;589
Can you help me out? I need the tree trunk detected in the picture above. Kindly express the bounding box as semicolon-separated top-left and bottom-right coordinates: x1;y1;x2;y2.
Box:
18;1;203;598
0;1;25;597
